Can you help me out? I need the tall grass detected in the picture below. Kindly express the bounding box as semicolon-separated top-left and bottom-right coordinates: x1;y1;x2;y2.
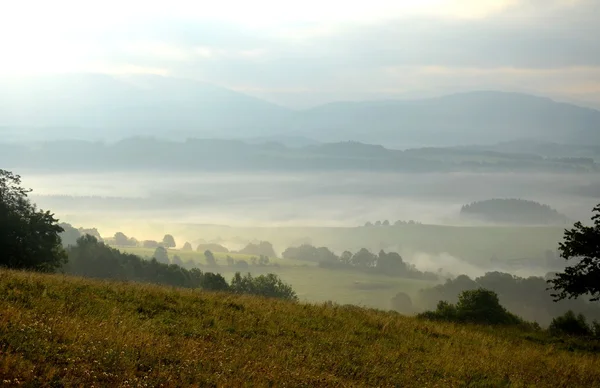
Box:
1;269;600;386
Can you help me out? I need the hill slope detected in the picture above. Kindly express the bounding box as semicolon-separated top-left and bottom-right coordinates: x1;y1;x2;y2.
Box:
1;269;599;386
292;91;600;146
0;74;290;140
1;74;599;147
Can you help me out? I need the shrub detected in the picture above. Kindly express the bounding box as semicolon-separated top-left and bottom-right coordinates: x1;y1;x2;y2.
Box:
230;272;298;301
549;310;592;337
418;288;525;326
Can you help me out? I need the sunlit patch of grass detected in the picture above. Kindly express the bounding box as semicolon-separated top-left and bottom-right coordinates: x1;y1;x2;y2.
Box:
1;269;599;386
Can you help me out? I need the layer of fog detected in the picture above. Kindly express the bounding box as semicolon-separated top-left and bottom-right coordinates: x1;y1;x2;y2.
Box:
405;252;549;279
21;170;600;231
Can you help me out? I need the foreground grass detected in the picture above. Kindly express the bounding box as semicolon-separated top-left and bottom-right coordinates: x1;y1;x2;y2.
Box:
1;270;599;387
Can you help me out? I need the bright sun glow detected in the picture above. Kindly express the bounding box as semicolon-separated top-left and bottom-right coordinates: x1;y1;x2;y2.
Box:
0;0;519;75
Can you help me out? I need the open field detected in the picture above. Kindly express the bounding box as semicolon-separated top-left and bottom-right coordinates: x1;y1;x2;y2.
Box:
112;246;435;310
1;269;600;387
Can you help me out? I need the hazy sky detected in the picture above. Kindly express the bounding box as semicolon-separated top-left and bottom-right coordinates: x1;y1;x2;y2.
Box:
1;0;598;107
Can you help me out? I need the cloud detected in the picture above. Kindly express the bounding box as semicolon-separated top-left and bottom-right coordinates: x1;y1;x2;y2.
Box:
1;0;599;106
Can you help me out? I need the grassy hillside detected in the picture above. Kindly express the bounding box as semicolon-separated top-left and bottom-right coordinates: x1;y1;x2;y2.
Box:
1;270;600;386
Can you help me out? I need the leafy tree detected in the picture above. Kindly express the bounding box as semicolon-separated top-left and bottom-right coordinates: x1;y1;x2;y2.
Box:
351;248;377;268
382;220;390;226
375;221;382;227
339;251;353;265
0;169;67;272
282;244;337;263
201;272;229;291
79;227;103;241
172;255;184;266
237;241;276;257
153;246;169;264
230;272;298;301
143;240;159;249
549;310;592;337
376;250;409;274
205;250;217;266
114;232;131;246
59;222;82;247
419;288;524;326
182;242;193;251
65;235;124;279
162;234;176;248
548;204;600;301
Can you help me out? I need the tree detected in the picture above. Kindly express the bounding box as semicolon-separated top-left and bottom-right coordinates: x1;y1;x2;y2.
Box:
258;255;270;266
549;310;592;337
419;288;524;326
204;250;217;266
79;227;103;241
351;248;377;268
153;246;169;264
59;222;82;247
548;204;600;301
143;240;159;249
114;232;130;246
339;251;353;265
0;169;67;272
230;272;298;301
237;241;276;257
171;255;184;266
182;242;193;251
382;220;390;226
162;234;176;248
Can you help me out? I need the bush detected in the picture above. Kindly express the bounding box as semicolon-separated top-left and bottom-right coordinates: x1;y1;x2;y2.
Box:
201;273;229;291
418;288;525;326
230;272;298;301
549;311;592;337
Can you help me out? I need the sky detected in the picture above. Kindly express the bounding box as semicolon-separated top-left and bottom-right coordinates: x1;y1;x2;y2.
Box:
1;0;599;108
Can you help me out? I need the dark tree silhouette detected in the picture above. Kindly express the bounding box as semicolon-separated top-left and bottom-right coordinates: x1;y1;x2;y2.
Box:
153;246;169;264
549;204;600;301
205;250;217;266
143;240;159;249
162;234;176;248
182;242;193;251
114;232;130;246
0;169;67;272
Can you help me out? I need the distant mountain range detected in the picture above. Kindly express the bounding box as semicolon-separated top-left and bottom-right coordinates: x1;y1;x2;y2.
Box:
0;138;596;174
1;74;599;147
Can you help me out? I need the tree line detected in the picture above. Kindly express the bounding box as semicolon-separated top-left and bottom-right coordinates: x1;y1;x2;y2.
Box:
282;244;437;280
0;169;296;301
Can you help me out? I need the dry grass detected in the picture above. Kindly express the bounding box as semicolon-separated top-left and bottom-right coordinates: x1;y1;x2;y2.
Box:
1;269;600;387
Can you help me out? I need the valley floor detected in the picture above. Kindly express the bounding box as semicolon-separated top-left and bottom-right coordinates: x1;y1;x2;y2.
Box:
1;269;599;387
